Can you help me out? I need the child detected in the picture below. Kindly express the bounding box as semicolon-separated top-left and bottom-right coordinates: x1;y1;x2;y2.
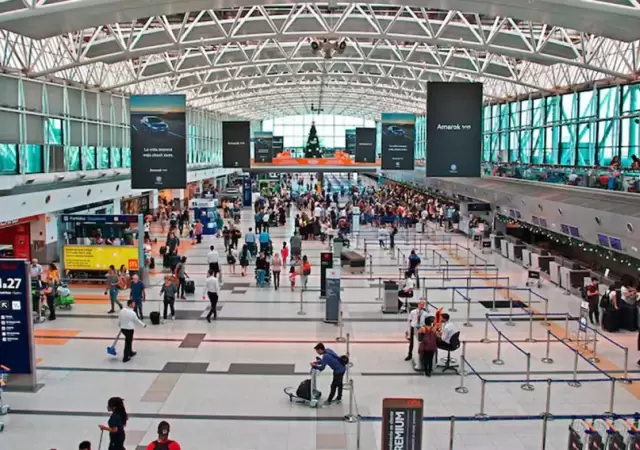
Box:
289;263;297;291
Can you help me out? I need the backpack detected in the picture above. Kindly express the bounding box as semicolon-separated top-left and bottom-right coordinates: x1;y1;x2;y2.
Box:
599;293;610;309
153;440;174;450
340;355;349;366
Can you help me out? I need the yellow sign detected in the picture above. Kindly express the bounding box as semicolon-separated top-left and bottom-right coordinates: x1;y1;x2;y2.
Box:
63;245;140;271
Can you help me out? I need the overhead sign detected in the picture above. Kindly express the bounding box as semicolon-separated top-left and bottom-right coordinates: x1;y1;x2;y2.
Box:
223;121;251;169
61;214;139;225
426;82;482;177
0;215;40;230
130;94;187;189
0;259;36;383
254;131;274;163
381;113;415;170
381;398;423;450
63;245;139;271
355;127;376;163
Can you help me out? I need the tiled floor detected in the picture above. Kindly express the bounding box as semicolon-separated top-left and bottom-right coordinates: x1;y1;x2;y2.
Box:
2;194;640;450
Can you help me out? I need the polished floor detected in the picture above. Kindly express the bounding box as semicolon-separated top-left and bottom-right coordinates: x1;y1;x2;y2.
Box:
2;204;640;450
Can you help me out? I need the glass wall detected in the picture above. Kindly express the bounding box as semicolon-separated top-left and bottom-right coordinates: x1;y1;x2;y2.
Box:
262;115;376;149
482;82;640;167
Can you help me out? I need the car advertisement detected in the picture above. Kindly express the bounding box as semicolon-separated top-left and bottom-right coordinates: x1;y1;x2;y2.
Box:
355;127;377;163
254;131;273;163
63;245;140;271
272;136;284;157
381;113;415;170
426;82;482;177
345;129;356;155
222;121;251;169
130;95;187;189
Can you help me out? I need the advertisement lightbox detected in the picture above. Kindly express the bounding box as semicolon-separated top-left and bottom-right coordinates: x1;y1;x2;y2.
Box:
381;113;415;170
222;121;251;169
355;127;376;163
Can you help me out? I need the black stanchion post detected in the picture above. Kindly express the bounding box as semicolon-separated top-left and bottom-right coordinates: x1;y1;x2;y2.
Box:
493;332;504;365
448;416;455;450
455;342;468;394
568;350;582;388
449;289;457;312
541;330;554;364
521;353;535;391
476;379;488;418
367;254;373;281
605;378;616;415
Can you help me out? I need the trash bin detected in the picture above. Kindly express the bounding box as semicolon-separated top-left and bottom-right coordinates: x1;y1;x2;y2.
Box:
382;280;399;313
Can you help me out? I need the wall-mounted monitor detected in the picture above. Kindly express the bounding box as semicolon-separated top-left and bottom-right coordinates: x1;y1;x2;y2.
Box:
569;226;580;238
609;237;622;251
560;224;570;234
509;209;516;218
515;211;522;219
532;216;540;225
539;218;548;228
597;233;610;247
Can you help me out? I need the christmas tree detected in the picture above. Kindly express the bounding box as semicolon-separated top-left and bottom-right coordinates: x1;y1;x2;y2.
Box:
304;122;322;158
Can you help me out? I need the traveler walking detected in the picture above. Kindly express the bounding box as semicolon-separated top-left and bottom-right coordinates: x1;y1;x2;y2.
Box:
160;276;178;322
145;421;181;450
203;270;220;323
207;245;220;277
117;299;146;362
129;274;146;320
174;257;189;299
106;266;123;313
271;252;282;290
99;397;128;449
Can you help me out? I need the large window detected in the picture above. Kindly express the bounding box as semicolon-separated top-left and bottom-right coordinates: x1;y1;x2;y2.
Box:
262;115;376;149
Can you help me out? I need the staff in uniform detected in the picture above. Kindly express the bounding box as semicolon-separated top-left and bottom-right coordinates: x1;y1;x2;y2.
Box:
207;245;220;277
203;270;221;323
118;299;146;363
404;300;429;361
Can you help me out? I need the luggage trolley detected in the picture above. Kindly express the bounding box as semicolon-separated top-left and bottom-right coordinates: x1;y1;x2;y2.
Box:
525;269;542;288
0;365;11;432
567;419;605;450
284;367;322;408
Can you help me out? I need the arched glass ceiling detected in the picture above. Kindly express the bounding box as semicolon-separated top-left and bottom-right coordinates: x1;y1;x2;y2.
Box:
1;2;639;119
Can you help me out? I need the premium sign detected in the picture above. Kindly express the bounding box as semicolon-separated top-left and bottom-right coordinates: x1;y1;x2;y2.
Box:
381;398;423;450
355;127;376;163
130;94;187;189
381;113;415;170
426;82;482;177
222;121;251;168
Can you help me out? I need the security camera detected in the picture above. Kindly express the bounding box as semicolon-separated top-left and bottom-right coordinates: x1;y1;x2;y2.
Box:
310;40;320;54
336;39;347;54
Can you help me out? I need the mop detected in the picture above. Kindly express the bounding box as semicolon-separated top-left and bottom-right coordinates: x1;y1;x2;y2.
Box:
106;331;121;356
98;430;104;449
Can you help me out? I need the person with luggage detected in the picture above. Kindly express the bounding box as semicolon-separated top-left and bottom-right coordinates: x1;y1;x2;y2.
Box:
40;278;57;321
160;276;179;322
166;231;180;256
259;228;271;256
130;274;146;320
117;299;146;362
146;421;181;450
174;257;189;299
98;397;129;450
290;232;302;259
106;266;123;314
207;245;220;277
311;343;346;404
245;227;257;258
418;322;438;377
203;270;221;323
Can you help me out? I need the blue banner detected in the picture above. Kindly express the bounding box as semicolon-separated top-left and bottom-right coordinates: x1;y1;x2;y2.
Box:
61;214;139;224
0;259;34;375
243;178;252;207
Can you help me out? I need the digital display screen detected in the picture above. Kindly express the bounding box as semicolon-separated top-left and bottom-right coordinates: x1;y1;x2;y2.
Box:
569;226;580;238
560;224;570;234
539;218;548;228
597;233;609;247
609;237;622;251
515;211;522;219
532;216;540;225
509;209;516;218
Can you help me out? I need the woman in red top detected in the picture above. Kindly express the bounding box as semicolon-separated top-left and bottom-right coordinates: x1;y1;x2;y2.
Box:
281;242;289;266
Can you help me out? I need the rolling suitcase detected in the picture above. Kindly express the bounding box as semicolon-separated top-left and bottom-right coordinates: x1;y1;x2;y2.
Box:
296;379;312;400
150;311;160;325
185;280;195;294
601;309;619;333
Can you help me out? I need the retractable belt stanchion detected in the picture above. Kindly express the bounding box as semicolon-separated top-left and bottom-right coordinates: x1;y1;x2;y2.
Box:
465;277;470;299
521;353;535;391
448;416;455;450
476;379;488;418
297;288;306;316
563;313;571;341
455;342;468;394
622;348;630;384
491;286;498;312
493;332;504;365
541;330;554;364
588;329;600;363
542;297;550;327
367;254;373;281
541;379;552;450
480;314;491;343
344;379;357;423
605;378;616;415
449;289;457;312
506;298;515;327
376;277;382;301
336;310;346;343
463;295;472;328
526;297;536;343
568;350;582;387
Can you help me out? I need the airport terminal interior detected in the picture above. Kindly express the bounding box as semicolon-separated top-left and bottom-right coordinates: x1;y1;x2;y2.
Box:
1;2;640;450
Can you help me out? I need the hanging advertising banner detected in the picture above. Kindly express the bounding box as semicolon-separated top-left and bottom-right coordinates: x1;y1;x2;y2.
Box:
355;127;376;163
345;129;356;155
381;113;415;170
381;398;423;450
426;82;482;177
254;131;273;163
130;95;187;189
222;121;251;169
272;136;284;157
63;245;140;271
242;177;252;207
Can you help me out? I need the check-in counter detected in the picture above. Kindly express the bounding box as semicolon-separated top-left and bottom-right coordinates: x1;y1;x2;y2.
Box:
549;261;561;285
530;252;540;270
491;234;504;252
500;238;509;258
512;244;525;262
522;249;531;267
559;266;571;290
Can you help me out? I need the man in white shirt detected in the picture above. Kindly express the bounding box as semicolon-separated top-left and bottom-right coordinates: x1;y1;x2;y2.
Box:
207;245;220;277
437;313;459;351
30;259;43;279
118;299;146;363
398;271;415;312
203;270;221;323
314;204;323;219
404;300;429;361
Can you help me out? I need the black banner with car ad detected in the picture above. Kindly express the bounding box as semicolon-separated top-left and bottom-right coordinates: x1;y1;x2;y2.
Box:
355;127;377;163
254;131;273;163
130;95;187;189
223;121;251;169
272;136;284;157
345;129;356;155
381;113;415;170
381;398;423;450
426;82;482;177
